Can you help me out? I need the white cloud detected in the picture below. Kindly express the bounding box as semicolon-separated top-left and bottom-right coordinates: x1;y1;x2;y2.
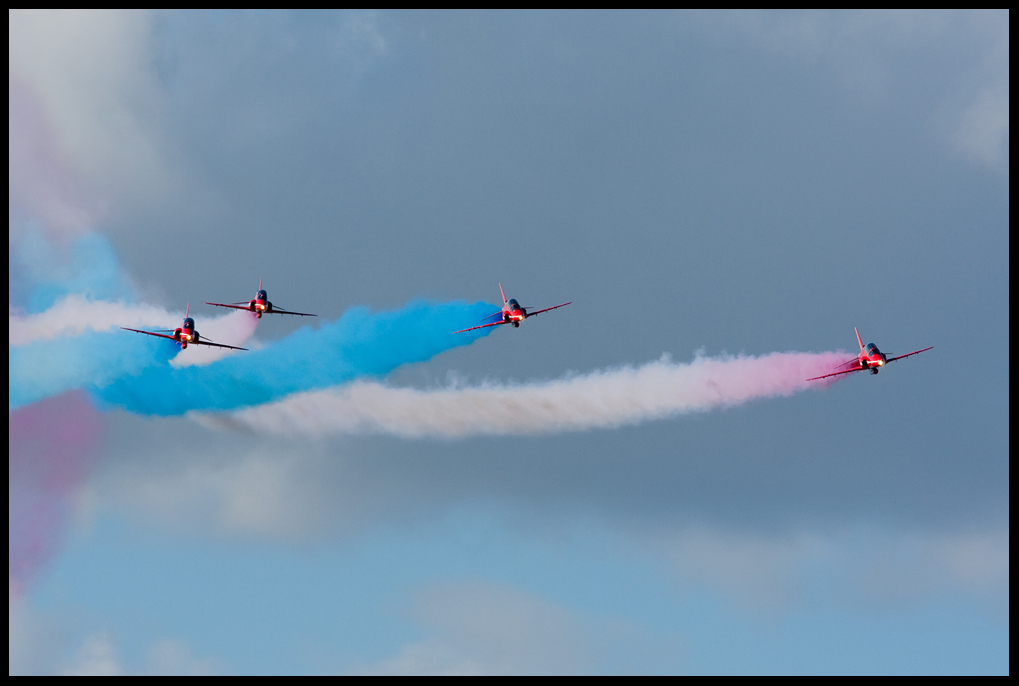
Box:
655;525;1009;617
359;580;677;675
362;640;487;676
145;638;224;676
59;632;122;676
10;597;223;676
9;596;68;676
951;84;1009;171
338;10;388;70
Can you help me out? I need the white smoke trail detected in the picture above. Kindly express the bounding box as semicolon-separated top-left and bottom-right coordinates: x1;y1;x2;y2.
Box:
9;295;178;345
199;351;849;439
9;294;259;366
168;309;259;368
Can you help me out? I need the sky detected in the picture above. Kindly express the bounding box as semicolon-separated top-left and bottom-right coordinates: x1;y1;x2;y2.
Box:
9;10;1009;674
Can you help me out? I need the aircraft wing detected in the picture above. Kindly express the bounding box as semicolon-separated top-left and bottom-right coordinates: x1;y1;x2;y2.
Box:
885;346;933;363
524;302;572;318
193;339;248;351
454;320;510;334
269;307;317;317
204;302;252;311
807;363;863;381
121;327;178;341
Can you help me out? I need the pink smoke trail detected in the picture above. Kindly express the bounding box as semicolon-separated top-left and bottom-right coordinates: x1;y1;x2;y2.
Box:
9;391;104;597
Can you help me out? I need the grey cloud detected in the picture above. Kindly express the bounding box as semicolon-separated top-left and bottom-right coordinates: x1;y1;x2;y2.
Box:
11;10;1007;674
9;10;175;219
19;6;1005;623
96;377;1007;541
90;408;1008;619
694;10;1009;172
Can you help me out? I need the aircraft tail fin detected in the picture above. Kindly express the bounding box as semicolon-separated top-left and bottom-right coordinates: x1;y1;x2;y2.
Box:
259;277;263;291
855;327;864;351
499;283;508;305
185;303;190;318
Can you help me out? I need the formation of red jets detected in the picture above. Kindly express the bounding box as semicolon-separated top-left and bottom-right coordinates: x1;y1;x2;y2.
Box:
123;280;931;384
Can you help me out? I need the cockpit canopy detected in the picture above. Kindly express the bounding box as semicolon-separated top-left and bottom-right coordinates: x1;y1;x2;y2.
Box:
508;299;520;308
257;290;268;300
183;317;195;328
866;343;880;354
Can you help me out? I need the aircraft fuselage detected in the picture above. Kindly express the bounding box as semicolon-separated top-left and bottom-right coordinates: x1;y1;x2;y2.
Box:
504;298;526;325
858;343;887;373
247;289;273;318
174;317;200;349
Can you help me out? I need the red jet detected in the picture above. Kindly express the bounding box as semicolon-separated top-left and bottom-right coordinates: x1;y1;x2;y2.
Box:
808;328;931;381
454;284;571;334
205;280;316;319
122;305;248;351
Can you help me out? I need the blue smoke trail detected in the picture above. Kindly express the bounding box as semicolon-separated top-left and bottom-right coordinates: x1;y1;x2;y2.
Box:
10;330;178;410
9;230;173;410
10;229;135;313
9;231;498;415
89;299;496;416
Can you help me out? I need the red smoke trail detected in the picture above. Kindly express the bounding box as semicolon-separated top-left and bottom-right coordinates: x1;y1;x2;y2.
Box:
9;73;99;240
9;391;104;597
